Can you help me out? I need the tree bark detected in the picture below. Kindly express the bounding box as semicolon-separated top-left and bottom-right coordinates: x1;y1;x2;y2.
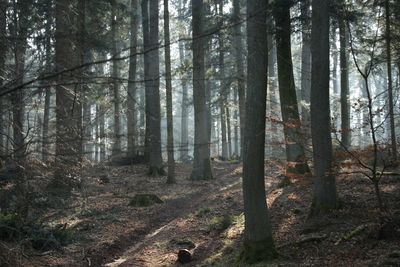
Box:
127;0;140;158
310;0;339;214
241;0;276;263
339;16;351;150
190;0;213;180
0;0;7;157
111;0;121;156
300;0;311;124
11;0;30;160
55;0;82;180
232;0;245;159
142;0;164;175
164;0;175;183
273;1;309;174
178;0;189;162
385;0;397;161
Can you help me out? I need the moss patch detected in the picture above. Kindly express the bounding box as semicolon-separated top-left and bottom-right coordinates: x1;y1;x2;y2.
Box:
128;194;163;207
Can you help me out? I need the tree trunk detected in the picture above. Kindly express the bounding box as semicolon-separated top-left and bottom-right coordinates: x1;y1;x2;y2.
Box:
241;0;276;263
273;1;309;174
127;0;140;158
339;16;351;150
310;0;339;215
190;0;213;180
55;0;82;180
111;0;121;156
164;0;175;183
385;0;397;161
232;0;245;159
11;1;30;160
142;0;164;175
300;0;311;124
0;0;7;157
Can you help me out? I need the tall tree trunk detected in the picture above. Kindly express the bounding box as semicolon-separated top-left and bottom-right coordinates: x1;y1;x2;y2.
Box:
218;0;229;160
232;0;245;159
241;0;276;262
267;33;279;157
190;0;213;180
42;1;52;161
178;0;189;162
300;0;311;124
127;0;140;158
142;0;163;175
111;0;121;156
0;0;7;157
331;24;339;95
310;0;339;215
55;0;82;180
11;1;29;160
339;16;351;150
273;1;309;174
385;0;397;161
164;0;175;183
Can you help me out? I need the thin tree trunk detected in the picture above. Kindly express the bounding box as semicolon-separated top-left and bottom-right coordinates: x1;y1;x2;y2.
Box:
274;1;309;174
310;0;339;214
191;0;213;180
127;0;140;158
241;0;276;262
300;0;311;124
11;1;29;160
111;0;121;156
339;16;351;150
226;103;232;158
232;0;245;159
385;0;397;161
164;0;175;183
0;0;7;157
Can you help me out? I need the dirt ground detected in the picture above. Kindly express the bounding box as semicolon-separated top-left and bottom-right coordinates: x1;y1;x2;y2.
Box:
3;159;400;267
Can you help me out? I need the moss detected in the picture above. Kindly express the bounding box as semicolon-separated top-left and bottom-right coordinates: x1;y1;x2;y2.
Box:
239;238;278;264
128;194;163;207
208;215;234;232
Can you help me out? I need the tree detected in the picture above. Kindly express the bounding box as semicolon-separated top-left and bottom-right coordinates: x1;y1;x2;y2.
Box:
232;0;245;159
41;0;53;162
127;0;140;158
164;0;175;183
300;0;311;124
218;0;229;160
11;0;30;160
240;0;276;263
55;0;82;180
142;0;163;175
338;10;351;150
191;0;213;180
111;0;121;156
310;0;339;214
178;0;190;162
385;0;397;161
0;0;6;157
273;0;310;174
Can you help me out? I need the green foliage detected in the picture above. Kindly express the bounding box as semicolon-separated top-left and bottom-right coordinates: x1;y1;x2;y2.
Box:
0;213;22;241
128;194;163;207
208;214;235;232
195;207;212;217
0;212;75;251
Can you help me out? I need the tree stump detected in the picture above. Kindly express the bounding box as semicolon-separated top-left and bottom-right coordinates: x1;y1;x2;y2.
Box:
177;249;192;264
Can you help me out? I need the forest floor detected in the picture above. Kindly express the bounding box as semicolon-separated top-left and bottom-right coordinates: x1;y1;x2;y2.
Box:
3;158;400;267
